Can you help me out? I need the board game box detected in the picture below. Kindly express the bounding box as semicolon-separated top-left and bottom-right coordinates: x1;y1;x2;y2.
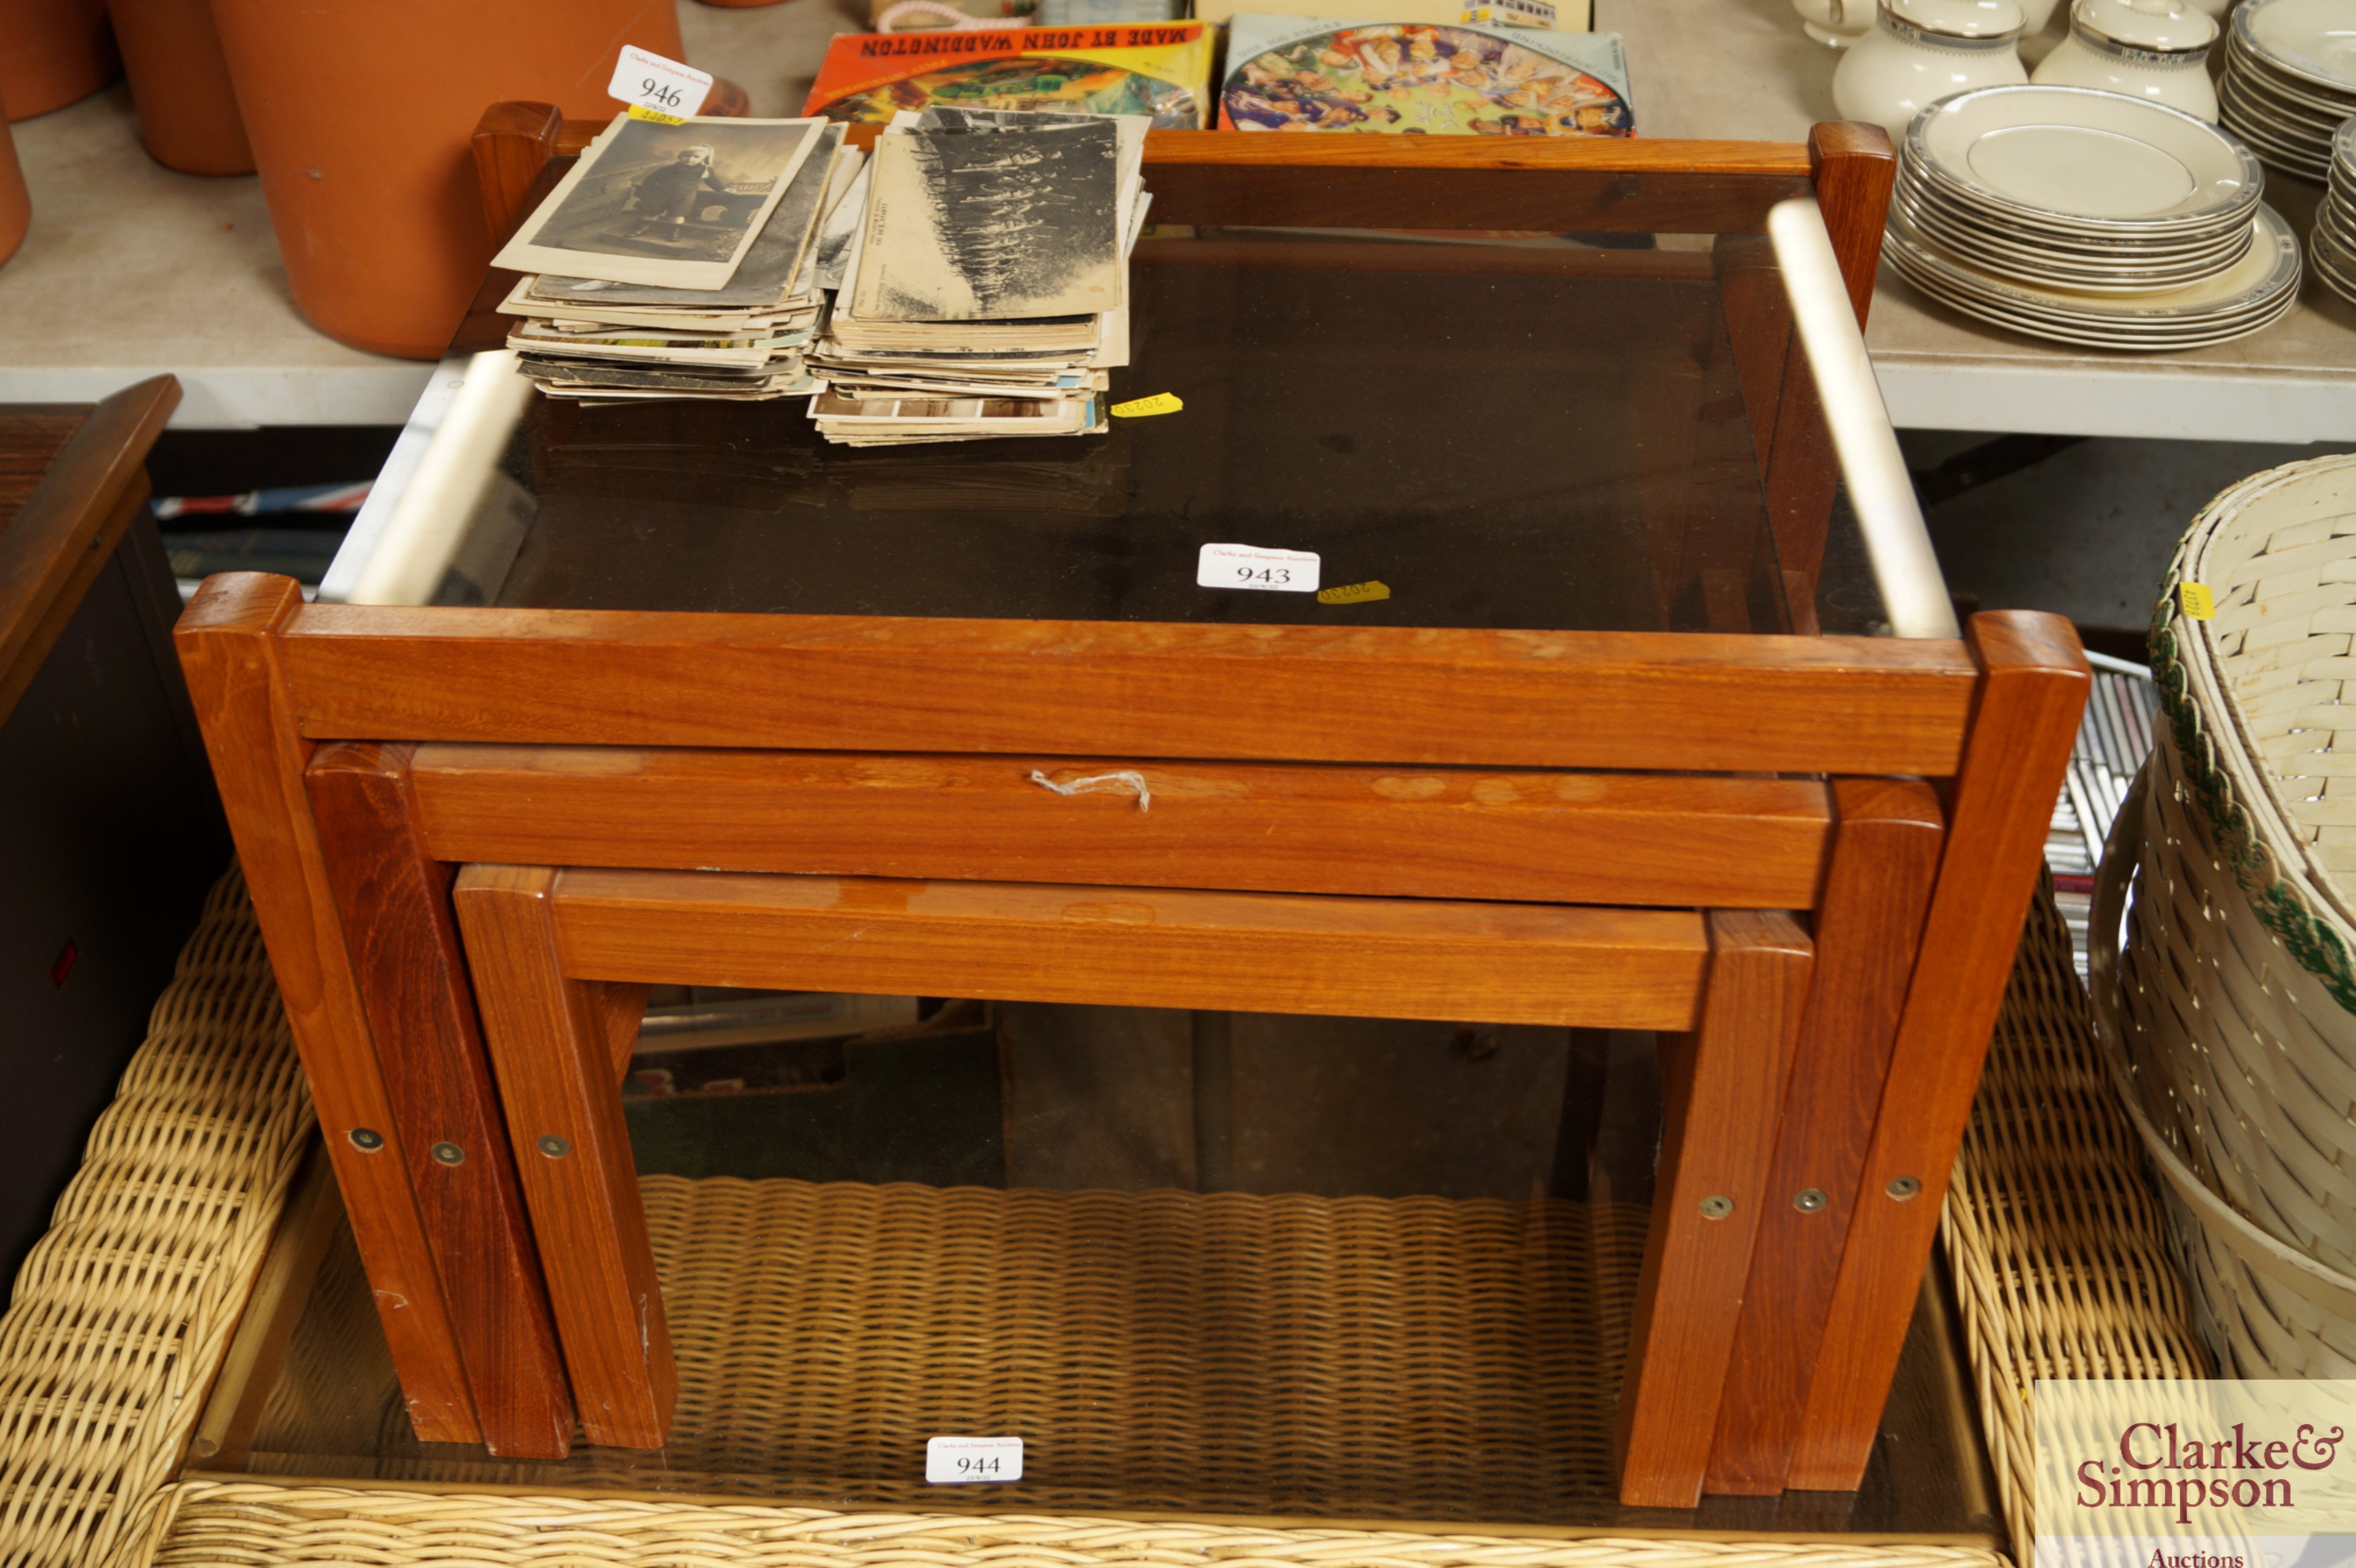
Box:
1218;16;1631;134
1194;0;1589;29
805;24;1215;127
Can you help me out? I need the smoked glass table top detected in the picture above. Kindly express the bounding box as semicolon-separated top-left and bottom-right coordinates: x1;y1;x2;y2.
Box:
328;223;1939;638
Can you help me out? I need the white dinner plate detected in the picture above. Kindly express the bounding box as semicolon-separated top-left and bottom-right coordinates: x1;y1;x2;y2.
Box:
1903;293;2299;350
2310;226;2356;305
1885;203;2301;323
1895;163;2258;257
1887;240;2302;348
2226;31;2356;114
1910;85;2265;231
2220;90;2334;178
2237;0;2356;95
1893;213;2251;289
2220;102;2332;162
2220;76;2334;135
1884;214;2290;327
1895;192;2257;268
2220;64;2346;139
2314;196;2356;258
1894;182;2255;278
2223;60;2351;133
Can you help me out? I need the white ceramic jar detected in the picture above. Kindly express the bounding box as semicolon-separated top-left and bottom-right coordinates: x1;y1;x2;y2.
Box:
1794;0;1875;50
2017;0;2071;66
2013;0;2066;50
1833;0;2030;138
2030;0;2220;120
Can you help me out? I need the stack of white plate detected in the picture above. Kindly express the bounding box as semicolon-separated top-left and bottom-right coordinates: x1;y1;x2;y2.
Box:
1888;84;2300;349
2310;119;2356;304
2221;0;2356;182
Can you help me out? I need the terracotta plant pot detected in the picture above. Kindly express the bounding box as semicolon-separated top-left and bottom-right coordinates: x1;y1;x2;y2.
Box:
0;0;120;121
208;0;689;359
0;117;29;269
104;0;252;174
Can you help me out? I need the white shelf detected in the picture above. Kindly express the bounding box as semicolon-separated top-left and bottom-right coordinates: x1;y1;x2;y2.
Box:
0;0;841;428
1602;0;2356;441
0;87;432;427
4;0;2350;437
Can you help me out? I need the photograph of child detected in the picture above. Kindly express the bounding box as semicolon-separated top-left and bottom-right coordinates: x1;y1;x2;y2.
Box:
494;115;824;290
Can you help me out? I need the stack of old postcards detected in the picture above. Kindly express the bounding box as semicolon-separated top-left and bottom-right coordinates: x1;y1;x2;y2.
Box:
807;107;1146;446
491;114;860;401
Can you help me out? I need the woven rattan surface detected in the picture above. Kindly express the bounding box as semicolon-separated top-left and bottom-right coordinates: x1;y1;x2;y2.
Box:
254;1177;1650;1519
130;1483;2015;1568
0;871;312;1568
1939;879;2211;1555
0;865;2199;1565
643;1178;1647;1517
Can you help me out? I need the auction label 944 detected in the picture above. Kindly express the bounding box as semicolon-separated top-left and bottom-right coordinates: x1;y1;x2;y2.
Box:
927;1435;1023;1484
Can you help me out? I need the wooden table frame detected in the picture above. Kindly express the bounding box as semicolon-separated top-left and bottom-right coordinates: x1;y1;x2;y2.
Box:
174;120;2089;1511
450;863;1815;1479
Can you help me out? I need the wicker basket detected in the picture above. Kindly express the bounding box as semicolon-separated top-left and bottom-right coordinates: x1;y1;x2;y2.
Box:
2090;451;2356;1372
2093;762;2356;1379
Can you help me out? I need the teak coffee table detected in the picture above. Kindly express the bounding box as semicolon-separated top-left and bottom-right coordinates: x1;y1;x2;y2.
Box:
177;114;2087;1512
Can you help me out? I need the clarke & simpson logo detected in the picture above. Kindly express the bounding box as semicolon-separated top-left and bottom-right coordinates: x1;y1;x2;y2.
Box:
2035;1380;2356;1568
2073;1422;2346;1525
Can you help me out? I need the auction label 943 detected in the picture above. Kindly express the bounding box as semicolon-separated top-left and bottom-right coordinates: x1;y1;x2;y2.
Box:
1198;542;1320;593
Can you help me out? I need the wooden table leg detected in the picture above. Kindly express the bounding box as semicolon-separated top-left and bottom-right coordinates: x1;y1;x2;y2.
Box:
453;864;677;1449
1617;909;1814;1509
307;743;576;1458
1787;610;2088;1490
174;574;480;1443
1704;777;1943;1494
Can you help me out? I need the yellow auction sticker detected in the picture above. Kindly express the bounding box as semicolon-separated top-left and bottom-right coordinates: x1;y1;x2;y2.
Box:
2179;582;2216;620
1317;581;1391;605
627;104;688;125
1111;392;1183;418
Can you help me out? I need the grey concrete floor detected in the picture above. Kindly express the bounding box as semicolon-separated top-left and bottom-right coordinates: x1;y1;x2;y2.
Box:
1901;432;2356;644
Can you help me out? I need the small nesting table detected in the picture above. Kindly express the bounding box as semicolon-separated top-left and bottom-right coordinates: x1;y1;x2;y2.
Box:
177;113;2087;1511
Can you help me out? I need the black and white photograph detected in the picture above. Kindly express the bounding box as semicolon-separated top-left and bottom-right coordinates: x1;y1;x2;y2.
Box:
492;114;825;290
916;106;1146;139
524;123;846;310
812;157;872;293
851;122;1124;323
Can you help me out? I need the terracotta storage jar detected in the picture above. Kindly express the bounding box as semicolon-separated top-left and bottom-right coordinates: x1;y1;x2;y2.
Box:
0;117;28;268
208;0;689;359
0;0;120;121
104;0;252;173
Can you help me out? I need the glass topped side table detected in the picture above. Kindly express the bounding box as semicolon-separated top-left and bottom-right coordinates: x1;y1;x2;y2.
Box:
175;114;2087;1516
